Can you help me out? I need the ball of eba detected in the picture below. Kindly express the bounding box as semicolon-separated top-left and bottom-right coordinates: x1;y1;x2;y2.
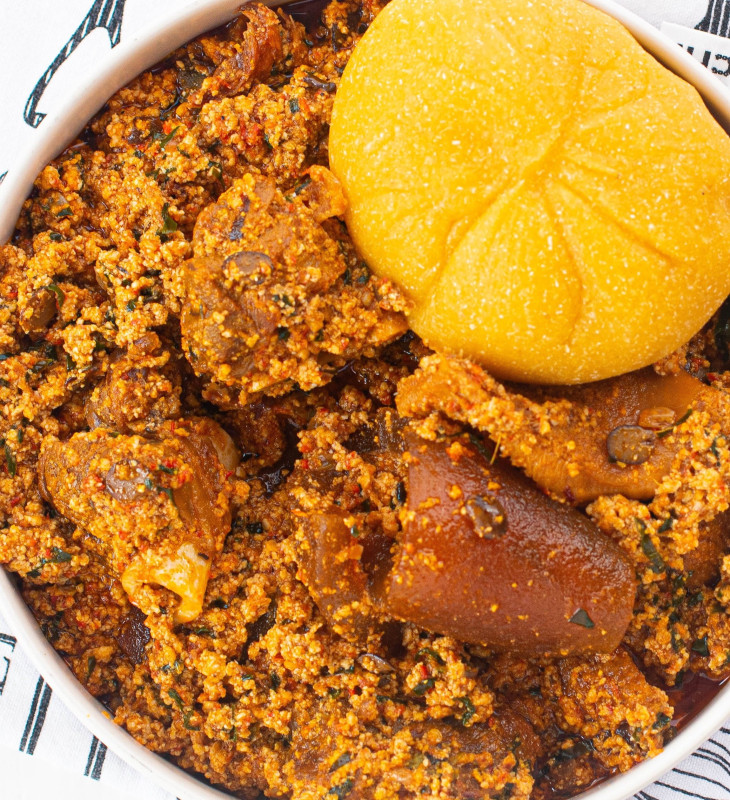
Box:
329;0;730;384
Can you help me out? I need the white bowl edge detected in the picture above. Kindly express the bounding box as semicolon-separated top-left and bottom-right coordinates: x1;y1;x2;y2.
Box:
1;1;730;799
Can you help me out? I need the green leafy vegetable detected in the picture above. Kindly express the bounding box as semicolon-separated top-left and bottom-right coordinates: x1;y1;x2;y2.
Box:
412;678;436;696
569;609;594;629
458;695;476;725
329;752;352;773
692;636;709;657
44;283;65;307
157;203;178;239
154;125;180;147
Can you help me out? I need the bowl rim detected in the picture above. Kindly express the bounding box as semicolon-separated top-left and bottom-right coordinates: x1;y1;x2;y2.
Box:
2;1;730;799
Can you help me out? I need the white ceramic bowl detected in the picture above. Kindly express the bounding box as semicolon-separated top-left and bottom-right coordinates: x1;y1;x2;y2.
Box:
1;1;730;799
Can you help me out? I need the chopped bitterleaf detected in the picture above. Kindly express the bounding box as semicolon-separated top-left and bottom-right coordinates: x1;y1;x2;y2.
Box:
657;516;674;533
657;408;693;439
639;527;666;573
157;203;178;238
569;609;594;629
44;283;65;307
458;695;476;725
329;752;352;773
412;677;436;695
328;778;354;799
416;647;445;666
4;442;16;477
168;688;184;710
692;636;709;657
154;126;180;147
653;711;672;730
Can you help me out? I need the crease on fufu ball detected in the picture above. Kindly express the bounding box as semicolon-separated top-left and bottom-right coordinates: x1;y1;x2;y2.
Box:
329;0;730;384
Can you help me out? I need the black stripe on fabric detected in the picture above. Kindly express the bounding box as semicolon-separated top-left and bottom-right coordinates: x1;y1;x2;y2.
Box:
638;792;661;800
656;778;716;799
0;633;16;696
19;677;44;752
26;681;52;755
714;1;725;34
718;2;730;37
697;747;730;777
674;764;730;791
84;737;99;777
84;737;107;780
91;741;107;780
703;738;730;761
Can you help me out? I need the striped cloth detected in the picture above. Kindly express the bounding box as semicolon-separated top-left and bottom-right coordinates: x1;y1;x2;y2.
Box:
2;1;730;798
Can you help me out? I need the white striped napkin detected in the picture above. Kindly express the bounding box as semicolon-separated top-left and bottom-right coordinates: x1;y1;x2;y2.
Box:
2;1;730;799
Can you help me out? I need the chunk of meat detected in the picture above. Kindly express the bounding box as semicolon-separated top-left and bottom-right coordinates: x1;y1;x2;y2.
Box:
551;648;670;772
683;510;730;590
189;4;286;104
296;512;383;642
85;333;181;431
396;354;724;504
181;170;408;405
39;418;238;622
379;435;636;656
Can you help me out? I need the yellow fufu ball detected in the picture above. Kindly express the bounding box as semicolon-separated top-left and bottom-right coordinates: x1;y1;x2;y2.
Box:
329;0;730;383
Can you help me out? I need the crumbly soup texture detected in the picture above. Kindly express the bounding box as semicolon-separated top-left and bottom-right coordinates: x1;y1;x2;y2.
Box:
2;2;730;799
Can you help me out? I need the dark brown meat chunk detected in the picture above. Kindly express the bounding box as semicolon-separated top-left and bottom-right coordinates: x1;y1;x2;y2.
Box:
39;418;237;622
181;168;408;405
379;434;636;656
397;354;726;504
85;333;181;431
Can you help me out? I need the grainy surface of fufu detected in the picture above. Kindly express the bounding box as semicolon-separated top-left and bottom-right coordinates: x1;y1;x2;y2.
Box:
330;0;730;383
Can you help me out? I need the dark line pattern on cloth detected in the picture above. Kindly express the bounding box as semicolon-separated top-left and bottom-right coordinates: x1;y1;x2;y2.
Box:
0;632;15;696
696;747;730;777
656;778;718;799
696;1;730;37
23;0;127;128
637;791;662;800
19;676;52;754
84;736;107;780
673;765;730;792
703;737;730;761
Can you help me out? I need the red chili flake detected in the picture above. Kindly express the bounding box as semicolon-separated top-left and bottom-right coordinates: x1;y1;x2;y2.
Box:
225;470;234;479
300;459;310;471
419;663;429;679
6;290;17;299
10;496;22;507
